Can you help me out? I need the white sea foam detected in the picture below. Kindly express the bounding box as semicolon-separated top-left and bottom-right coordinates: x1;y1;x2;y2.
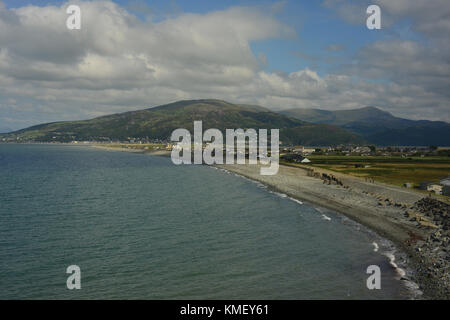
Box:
289;197;303;205
321;214;331;221
271;191;288;198
384;252;406;278
372;242;379;252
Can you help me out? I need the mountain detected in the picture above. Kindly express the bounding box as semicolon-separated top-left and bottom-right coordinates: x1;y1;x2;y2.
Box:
281;106;450;146
0;99;363;146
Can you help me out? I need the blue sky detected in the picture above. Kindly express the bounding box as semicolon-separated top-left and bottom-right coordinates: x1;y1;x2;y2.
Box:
1;0;387;75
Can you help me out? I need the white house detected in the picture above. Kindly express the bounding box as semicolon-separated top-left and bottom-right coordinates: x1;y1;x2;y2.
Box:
302;148;316;155
427;184;443;195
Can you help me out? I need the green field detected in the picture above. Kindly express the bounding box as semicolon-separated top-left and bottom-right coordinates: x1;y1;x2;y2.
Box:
296;155;450;188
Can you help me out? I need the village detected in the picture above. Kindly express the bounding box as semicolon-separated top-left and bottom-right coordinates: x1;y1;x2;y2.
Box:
278;145;450;198
2;135;449;197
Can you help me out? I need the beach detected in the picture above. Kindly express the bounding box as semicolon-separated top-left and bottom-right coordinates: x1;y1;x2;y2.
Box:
90;145;449;299
216;162;450;299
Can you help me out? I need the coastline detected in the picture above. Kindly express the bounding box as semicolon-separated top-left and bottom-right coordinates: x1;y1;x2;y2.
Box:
88;145;449;299
91;144;171;156
215;163;449;300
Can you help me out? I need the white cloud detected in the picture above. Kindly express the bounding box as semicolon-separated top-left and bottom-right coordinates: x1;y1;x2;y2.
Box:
323;0;450;39
0;0;448;132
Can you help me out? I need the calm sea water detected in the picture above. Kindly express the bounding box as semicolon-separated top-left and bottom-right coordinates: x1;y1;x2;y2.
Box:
0;144;413;299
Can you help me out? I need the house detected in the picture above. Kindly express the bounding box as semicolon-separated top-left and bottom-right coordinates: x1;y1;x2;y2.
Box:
427;184;443;195
302;148;316;155
292;146;304;153
352;146;371;154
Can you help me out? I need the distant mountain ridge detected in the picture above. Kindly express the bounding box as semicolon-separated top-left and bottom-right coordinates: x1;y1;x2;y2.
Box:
280;106;450;146
0;99;363;146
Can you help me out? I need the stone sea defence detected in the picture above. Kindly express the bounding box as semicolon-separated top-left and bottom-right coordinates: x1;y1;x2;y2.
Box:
218;163;450;299
406;198;450;298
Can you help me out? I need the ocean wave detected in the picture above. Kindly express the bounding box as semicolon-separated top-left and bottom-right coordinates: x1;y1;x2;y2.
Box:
383;250;423;298
384;252;406;278
289;197;303;205
271;191;287;198
372;242;379;252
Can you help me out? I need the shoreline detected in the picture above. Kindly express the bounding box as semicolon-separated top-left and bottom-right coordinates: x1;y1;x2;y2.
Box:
215;163;449;299
214;165;421;299
91;144;171;156
89;145;449;299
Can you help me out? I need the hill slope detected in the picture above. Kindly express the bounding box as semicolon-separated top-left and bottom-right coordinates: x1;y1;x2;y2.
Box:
1;100;363;146
281;106;450;146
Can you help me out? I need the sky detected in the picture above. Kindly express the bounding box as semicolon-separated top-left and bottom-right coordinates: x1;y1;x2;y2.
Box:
0;0;449;132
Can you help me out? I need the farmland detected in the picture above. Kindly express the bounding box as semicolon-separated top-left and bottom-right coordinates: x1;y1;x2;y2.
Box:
293;155;450;189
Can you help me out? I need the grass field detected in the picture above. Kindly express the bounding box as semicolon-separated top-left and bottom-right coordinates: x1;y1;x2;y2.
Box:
296;155;450;189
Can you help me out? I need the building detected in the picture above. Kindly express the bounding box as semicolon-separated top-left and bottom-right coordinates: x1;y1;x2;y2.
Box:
353;146;371;154
292;146;304;154
427;184;443;195
302;148;316;155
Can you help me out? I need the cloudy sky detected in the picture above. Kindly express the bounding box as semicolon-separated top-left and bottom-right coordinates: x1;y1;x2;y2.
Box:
0;0;449;132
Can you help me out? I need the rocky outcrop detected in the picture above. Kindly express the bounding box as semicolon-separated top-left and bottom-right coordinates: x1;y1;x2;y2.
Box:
412;198;450;231
405;198;450;299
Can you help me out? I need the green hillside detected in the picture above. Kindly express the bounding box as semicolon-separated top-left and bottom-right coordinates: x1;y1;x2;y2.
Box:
1;99;363;146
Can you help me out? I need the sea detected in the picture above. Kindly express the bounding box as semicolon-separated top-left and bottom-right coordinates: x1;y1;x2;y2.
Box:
0;144;419;299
